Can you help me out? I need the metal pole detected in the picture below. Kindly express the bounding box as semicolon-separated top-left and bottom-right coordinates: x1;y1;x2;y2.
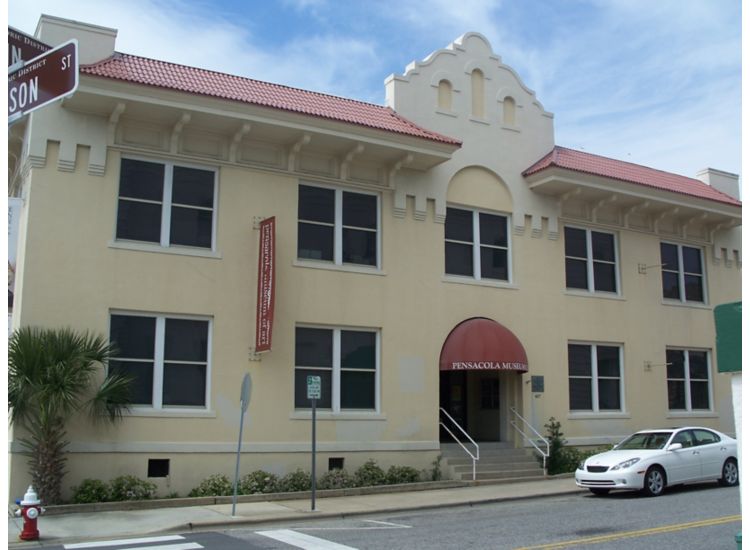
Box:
311;397;316;511
231;407;245;517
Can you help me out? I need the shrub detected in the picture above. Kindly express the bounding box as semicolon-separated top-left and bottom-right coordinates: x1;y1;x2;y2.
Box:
426;454;443;481
188;474;233;497
278;469;311;492
71;479;110;503
354;459;386;487
385;465;421;485
239;470;280;494
109;475;156;501
317;468;355;490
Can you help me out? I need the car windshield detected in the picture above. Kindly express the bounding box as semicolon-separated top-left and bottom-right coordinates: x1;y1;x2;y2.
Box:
617;432;671;450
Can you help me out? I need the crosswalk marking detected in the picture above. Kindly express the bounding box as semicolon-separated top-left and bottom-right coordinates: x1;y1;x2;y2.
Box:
63;535;201;549
257;529;359;550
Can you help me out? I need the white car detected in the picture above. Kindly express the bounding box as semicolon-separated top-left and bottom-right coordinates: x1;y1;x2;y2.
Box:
575;427;738;497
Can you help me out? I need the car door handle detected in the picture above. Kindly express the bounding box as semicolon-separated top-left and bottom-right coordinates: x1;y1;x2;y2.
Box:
692;451;700;455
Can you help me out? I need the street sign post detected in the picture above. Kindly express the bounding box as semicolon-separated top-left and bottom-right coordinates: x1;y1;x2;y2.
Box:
8;39;79;124
8;27;50;67
232;373;252;516
307;375;321;511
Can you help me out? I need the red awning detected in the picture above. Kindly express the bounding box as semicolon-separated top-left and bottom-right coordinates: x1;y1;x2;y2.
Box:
440;318;528;372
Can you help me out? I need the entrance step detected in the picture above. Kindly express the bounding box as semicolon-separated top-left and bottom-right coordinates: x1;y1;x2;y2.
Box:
440;443;546;481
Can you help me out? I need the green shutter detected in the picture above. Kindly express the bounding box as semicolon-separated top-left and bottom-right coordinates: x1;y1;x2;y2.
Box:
714;302;741;373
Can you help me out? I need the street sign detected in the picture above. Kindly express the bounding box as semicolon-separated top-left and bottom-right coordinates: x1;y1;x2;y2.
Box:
306;375;321;399
232;372;252;516
8;39;79;120
240;373;252;412
8;27;50;66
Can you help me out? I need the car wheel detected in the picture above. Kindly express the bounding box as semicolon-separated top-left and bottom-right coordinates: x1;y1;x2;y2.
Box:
589;488;610;496
719;458;739;487
643;466;666;497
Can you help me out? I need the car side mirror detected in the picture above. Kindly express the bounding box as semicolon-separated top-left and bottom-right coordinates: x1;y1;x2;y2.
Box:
667;443;683;451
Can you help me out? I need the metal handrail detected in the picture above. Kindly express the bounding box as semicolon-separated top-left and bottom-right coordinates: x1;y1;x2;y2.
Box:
509;406;550;473
439;407;479;481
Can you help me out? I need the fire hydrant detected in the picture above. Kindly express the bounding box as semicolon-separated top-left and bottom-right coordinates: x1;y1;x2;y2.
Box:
16;485;42;541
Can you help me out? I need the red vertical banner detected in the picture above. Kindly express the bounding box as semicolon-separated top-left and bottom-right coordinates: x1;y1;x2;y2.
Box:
255;217;275;352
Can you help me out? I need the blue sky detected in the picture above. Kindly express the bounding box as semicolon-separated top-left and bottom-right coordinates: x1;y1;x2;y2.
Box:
8;0;742;179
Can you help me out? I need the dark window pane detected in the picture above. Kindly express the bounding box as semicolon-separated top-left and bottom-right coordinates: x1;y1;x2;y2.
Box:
295;328;332;367
119;159;164;201
591;232;615;261
162;363;206;406
668;380;686;409
682;246;703;274
568;344;591;376
341;331;376;370
565;227;587;258
666;350;685;379
662;271;680;299
445;208;473;242
340;371;375;409
596;346;620;377
170;206;213;248
172;167;214;208
661;243;679;271
684;275;704;302
480;247;508;280
164;319;208;362
110;360;153;405
688;351;708;379
343;192;377;229
569;379;592;410
479;213;507;247
294;369;332;408
342;228;376;266
598;379;621;410
445;242;473;276
116;200;162;243
566;258;588;289
110;315;155;359
693;429;719;444
298;223;334;261
690;381;710;409
299;185;334;223
593;262;616;292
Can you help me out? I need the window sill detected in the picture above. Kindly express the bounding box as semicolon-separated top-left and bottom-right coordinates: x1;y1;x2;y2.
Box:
501;125;521;133
661;300;711;310
436;109;458;118
109;240;222;259
567;412;630;420
125;408;216;418
293;259;385;276
564;290;624;301
290;411;386;421
468;116;490;125
442;275;518;290
667;411;717;419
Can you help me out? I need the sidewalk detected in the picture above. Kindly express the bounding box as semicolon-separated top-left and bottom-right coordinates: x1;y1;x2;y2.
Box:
8;476;583;548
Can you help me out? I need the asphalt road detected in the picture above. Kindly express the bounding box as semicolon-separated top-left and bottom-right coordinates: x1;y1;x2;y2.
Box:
31;482;740;549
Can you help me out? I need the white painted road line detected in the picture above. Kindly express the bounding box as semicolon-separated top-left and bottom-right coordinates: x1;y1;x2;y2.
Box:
361;519;411;528
257;529;359;549
64;535;186;548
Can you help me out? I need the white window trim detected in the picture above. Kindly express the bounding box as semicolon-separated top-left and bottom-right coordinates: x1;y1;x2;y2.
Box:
666;347;713;412
568;341;625;414
564;225;620;295
297;182;381;270
295;324;380;415
109;310;213;412
116;156;219;252
661;241;707;305
445;206;512;283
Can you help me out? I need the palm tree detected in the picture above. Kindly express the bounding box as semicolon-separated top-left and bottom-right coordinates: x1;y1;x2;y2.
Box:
9;327;132;504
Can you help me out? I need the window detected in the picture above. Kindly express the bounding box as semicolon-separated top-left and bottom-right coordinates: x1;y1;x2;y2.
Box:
666;349;711;411
564;227;618;293
471;69;485;118
661;243;705;303
445;207;509;282
116;158;216;249
502;96;516;126
109;313;210;408
438;79;453;111
480;378;500;409
297;184;379;267
294;326;378;411
568;343;622;412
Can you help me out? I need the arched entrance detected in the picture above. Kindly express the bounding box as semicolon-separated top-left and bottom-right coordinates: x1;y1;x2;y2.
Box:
439;317;528;442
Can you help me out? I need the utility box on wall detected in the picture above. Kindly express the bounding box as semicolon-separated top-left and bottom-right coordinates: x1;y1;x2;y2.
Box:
714;302;741;373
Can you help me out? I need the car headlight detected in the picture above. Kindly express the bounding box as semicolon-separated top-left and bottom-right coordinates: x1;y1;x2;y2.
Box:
577;460;586;471
611;458;640;471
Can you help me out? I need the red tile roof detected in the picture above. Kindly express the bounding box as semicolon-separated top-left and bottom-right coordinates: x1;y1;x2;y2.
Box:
523;146;740;206
80;53;461;146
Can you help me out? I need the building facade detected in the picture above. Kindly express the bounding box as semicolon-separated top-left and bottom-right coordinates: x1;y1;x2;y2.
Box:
8;16;741;500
